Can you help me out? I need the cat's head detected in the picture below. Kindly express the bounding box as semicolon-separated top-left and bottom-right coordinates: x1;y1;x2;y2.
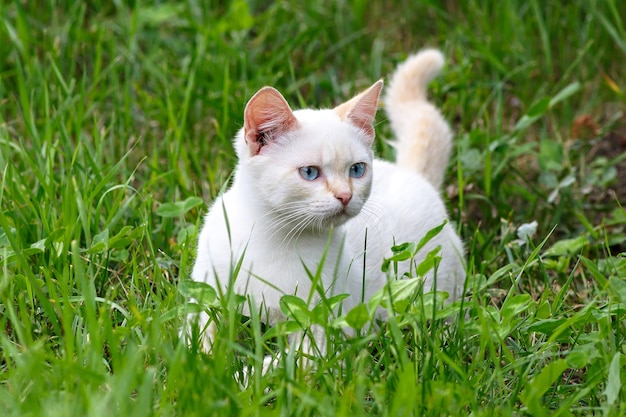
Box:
234;81;382;235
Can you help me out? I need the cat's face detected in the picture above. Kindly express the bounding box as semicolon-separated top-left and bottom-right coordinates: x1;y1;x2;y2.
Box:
248;111;373;232
236;82;382;237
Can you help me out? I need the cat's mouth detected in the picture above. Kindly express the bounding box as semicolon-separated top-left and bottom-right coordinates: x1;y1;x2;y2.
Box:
325;206;357;226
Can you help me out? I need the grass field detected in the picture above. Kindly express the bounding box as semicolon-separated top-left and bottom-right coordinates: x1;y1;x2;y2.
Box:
1;1;626;415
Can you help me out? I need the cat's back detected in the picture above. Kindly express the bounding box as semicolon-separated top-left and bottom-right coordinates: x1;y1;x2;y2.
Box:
370;159;446;215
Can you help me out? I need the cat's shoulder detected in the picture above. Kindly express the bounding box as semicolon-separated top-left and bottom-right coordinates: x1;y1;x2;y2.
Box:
372;158;432;185
371;158;442;198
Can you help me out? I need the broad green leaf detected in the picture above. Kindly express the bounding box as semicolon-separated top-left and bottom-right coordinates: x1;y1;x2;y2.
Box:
279;295;310;325
381;221;446;273
87;229;109;254
160;303;205;322
369;277;424;313
0;228;12;247
526;318;569;336
521;359;569;415
263;320;303;339
414;246;441;277
543;235;588;257
538;139;563;172
30;238;46;252
598;256;626;279
181;196;204;212
460;148;482;173
109;226;142;250
325;293;349;310
157;196;204;217
86;241;106;254
501;293;532;322
608;276;626;304
566;343;599;369
217;0;254;33
603;352;622;407
178;280;218;307
387;278;423;304
137;3;187;27
157;202;183;217
110;249;129;262
546;305;593;345
343;303;370;330
177;224;197;246
414;221;447;254
382;242;416;272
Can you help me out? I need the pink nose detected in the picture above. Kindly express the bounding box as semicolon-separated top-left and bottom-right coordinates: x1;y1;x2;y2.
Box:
335;192;352;206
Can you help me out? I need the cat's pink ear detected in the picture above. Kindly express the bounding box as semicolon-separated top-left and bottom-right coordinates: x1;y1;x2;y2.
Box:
334;80;383;140
244;87;298;155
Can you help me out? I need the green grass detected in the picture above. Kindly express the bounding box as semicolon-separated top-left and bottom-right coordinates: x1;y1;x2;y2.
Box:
1;0;626;415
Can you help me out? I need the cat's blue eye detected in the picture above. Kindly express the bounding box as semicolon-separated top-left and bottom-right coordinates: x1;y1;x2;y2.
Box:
299;166;320;181
349;162;366;178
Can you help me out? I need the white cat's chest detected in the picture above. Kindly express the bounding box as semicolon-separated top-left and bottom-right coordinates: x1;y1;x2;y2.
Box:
192;187;359;318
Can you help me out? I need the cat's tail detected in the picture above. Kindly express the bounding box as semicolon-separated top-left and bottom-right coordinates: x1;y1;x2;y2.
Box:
385;49;452;190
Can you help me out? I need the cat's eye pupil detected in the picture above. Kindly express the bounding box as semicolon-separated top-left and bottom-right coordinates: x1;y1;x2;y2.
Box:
350;162;366;178
299;166;320;180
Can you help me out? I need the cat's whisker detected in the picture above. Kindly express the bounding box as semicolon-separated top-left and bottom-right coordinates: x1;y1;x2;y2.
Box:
263;202;343;247
284;222;311;247
357;203;385;226
279;215;318;248
266;209;317;247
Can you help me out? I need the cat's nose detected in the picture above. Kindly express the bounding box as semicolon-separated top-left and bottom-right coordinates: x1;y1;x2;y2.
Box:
335;192;352;206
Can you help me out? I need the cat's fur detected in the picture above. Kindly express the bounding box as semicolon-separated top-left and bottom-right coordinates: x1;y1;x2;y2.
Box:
189;49;465;352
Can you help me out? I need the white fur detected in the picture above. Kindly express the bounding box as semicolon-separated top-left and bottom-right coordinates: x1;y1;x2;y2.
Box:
188;49;465;353
385;49;453;190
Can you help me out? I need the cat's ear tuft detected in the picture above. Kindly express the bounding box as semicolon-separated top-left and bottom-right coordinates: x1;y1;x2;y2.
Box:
334;80;383;140
244;87;298;155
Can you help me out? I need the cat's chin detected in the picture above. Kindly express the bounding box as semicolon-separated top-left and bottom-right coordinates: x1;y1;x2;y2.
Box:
322;210;356;229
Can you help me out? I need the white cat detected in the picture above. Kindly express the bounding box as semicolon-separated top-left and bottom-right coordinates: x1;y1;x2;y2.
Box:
189;49;465;353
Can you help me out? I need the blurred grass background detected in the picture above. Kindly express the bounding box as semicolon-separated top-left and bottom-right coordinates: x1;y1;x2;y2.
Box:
1;1;625;415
